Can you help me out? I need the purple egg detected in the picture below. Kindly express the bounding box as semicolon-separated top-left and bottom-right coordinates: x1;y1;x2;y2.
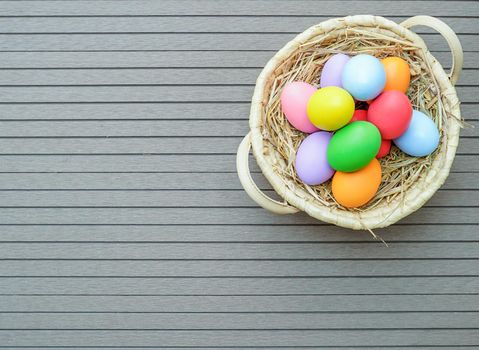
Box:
320;53;350;88
295;131;335;185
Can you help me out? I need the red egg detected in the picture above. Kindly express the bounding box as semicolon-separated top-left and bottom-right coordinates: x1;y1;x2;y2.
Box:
376;139;391;158
367;91;412;139
349;109;367;123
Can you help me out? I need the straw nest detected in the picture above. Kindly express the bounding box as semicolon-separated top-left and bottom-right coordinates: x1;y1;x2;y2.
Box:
261;26;464;214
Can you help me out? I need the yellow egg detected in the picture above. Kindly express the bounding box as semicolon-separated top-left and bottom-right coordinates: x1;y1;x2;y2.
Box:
307;86;355;131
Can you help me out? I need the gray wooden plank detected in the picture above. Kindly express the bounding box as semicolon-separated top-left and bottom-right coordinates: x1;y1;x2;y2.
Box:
0;103;254;120
0;348;474;350
0;86;258;102
0;348;476;350
0;68;265;86
0;277;478;295
1;51;476;69
0;33;476;51
0;86;476;103
0;102;475;121
1;67;478;86
1;295;477;312
0;154;239;172
0;51;278;69
1;16;477;34
0;120;249;137
2;311;478;330
0;207;476;224
0;260;477;277
0;224;477;242
0;154;261;172
0;223;475;242
0;120;476;138
0;137;476;155
0;138;246;154
0;172;475;191
0;242;477;259
0;1;476;16
0;329;478;347
0;189;475;207
0;154;477;172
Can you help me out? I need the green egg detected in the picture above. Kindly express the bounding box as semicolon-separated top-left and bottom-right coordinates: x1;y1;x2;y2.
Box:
327;121;381;172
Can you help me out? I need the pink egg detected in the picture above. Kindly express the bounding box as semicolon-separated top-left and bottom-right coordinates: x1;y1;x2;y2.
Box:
280;82;319;133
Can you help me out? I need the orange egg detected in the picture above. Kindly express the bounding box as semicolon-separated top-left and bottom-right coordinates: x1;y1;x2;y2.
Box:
331;158;382;208
381;57;411;93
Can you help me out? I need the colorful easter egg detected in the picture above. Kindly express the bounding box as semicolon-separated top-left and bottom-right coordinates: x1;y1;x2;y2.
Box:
280;82;319;133
393;110;440;157
382;56;411;93
376;139;391;158
306;86;355;131
327;121;381;172
295;131;335;185
349;109;368;123
367;90;412;139
320;53;350;88
332;158;382;208
341;54;386;101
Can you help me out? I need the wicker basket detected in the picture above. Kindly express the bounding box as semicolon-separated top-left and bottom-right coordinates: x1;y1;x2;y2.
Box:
236;15;463;230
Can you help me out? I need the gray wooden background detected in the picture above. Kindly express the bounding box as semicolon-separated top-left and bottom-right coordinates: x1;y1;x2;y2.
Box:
0;0;478;348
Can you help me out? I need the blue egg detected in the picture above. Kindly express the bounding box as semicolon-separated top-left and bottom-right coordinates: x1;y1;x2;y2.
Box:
341;54;386;101
393;110;440;157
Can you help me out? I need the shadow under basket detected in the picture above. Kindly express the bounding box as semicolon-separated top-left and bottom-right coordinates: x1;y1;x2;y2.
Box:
236;15;464;230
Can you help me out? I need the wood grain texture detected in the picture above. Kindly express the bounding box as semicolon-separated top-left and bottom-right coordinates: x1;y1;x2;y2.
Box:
0;189;476;207
0;33;477;51
1;295;477;312
1;154;478;172
1;51;477;69
0;224;476;242
1;241;478;259
0;329;478;347
0;86;477;102
1;260;478;277
1;68;478;86
0;1;476;16
0;0;478;348
0;207;478;225
1;277;478;295
0;172;476;190
0;137;476;154
0;103;477;122
1;16;478;34
0;348;475;350
0;348;474;350
0;120;477;137
2;312;479;329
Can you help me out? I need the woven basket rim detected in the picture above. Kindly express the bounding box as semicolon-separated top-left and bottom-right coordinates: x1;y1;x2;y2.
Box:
248;15;461;230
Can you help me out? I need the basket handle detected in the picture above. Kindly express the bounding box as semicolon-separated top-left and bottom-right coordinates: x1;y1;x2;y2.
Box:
400;15;463;85
236;132;299;215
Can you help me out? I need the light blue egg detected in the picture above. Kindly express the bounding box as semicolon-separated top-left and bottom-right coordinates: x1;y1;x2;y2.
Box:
341;54;386;101
393;110;440;157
